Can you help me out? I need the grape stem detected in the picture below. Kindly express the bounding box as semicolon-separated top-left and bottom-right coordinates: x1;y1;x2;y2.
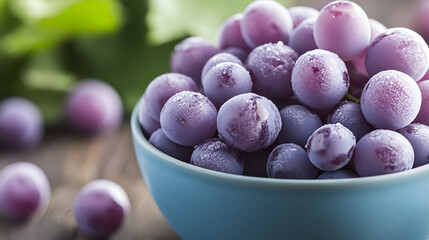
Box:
345;92;360;104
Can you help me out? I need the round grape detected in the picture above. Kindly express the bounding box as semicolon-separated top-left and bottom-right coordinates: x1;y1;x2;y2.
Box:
288;6;319;29
160;91;217;146
201;53;243;80
289;17;318;56
398;123;429;168
222;47;249;63
360;70;422;130
138;99;161;137
217;13;251;51
149;128;194;163
353;129;414;177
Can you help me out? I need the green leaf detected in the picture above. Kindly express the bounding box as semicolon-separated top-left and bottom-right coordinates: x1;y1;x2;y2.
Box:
146;0;292;45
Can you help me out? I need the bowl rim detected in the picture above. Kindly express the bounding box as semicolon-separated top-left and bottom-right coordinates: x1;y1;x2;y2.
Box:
131;96;429;188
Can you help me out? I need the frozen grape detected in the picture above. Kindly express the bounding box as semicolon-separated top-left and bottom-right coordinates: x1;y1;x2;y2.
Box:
160;91;217;146
365;27;429;81
202;62;252;108
288;6;319;29
143;73;199;121
267;143;318;179
246;42;299;98
0;97;43;150
190;138;243;175
289;17;318;56
0;162;50;219
170;37;219;86
73;179;130;237
291;49;349;110
149;128;193;163
222;47;249;63
314;1;371;60
217;13;251;51
306;123;356;171
241;0;293;48
138;99;161;137
398;123;429;168
201;53;243;80
327;101;373;140
353;129;414;177
66;79;123;134
415;80;429;125
217;93;281;152
351;19;387;76
360;70;422;130
317;169;358;179
277;104;322;147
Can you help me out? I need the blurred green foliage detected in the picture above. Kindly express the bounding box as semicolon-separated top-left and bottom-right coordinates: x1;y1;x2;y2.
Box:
0;0;289;126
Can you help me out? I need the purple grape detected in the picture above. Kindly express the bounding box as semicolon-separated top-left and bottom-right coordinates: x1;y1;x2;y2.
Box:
365;27;429;81
190;138;243;175
291;49;349;110
73;179;130;237
222;47;249;63
149;128;193;163
306;123;356;171
0;97;43;150
217;13;251;51
66;79;123;134
0;162;50;219
142;73;199;121
202;62;252;108
415;80;429;125
138;99;161;137
327;101;373;141
160;91;217;146
170;37;220;86
242;146;273;178
398;123;429;168
351;19;387;76
288;6;319;29
217;93;281;152
314;1;371;60
246;42;299;98
360;70;422;130
277;104;322;147
201;53;243;80
317;169;358;179
420;68;429;81
353;129;414;177
267;143;318;179
241;0;293;48
289;17;318;56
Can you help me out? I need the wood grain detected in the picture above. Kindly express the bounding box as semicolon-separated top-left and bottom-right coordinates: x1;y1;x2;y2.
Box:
0;123;180;240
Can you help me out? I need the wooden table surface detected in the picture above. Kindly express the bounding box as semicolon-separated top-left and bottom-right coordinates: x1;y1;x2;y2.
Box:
0;122;181;240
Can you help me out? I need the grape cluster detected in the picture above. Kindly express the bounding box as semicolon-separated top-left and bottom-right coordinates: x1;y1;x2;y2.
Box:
140;0;429;180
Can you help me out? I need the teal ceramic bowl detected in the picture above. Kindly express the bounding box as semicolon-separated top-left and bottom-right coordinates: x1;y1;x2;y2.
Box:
131;98;429;240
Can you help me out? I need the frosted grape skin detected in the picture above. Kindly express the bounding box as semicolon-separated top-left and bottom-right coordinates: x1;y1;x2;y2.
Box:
201;52;243;80
190;138;243;175
277;104;322;147
415;80;429;125
170;37;220;86
306;123;356;171
202;62;253;109
217;93;282;152
267;143;318;179
160;91;217;146
0;162;50;219
314;1;371;60
149;128;194;163
289;17;318;56
142;73;199;121
217;13;251;51
398;123;429;168
66;79;123;135
291;49;349;110
288;6;319;29
246;42;299;99
73;179;130;237
365;27;429;81
353;129;414;177
0;97;44;150
241;0;293;48
327;101;373;141
317;169;358;179
360;70;422;130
